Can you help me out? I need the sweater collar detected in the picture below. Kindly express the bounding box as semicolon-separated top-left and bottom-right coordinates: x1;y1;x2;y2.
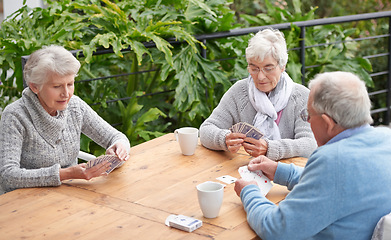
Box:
326;124;372;145
22;88;68;147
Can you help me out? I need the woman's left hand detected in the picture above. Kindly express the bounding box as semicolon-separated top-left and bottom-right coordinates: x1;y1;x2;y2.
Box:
242;137;268;157
106;142;129;161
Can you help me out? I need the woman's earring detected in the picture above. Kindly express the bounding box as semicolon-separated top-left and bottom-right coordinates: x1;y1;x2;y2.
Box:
29;84;39;94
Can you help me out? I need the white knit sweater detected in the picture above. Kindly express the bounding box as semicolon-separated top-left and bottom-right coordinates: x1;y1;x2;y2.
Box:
200;78;317;160
0;88;130;193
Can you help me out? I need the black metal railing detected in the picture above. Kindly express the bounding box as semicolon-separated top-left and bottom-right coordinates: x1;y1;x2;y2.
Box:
22;11;391;125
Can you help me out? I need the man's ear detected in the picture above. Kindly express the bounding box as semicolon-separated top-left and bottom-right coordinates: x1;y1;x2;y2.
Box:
29;83;39;94
321;114;337;136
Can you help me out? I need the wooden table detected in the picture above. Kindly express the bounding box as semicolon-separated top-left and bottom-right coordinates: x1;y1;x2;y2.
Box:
0;133;307;239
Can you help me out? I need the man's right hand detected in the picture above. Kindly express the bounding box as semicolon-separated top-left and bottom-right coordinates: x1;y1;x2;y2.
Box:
248;155;278;181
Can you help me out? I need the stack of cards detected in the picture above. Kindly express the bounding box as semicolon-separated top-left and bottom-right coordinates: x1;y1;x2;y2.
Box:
86;155;123;174
238;166;273;196
229;122;264;140
165;214;202;232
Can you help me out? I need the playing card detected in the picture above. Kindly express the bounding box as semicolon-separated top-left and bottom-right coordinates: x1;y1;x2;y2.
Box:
229;122;264;140
239;123;246;133
238;166;273;196
86;155;123;174
216;175;237;184
240;122;253;135
246;128;263;140
231;123;238;133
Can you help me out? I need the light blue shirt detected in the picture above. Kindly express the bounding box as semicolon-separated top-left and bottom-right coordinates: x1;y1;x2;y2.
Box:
327;124;370;144
240;125;391;239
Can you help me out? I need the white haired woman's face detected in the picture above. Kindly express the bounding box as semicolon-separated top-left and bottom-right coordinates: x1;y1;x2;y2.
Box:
247;55;285;94
30;73;75;116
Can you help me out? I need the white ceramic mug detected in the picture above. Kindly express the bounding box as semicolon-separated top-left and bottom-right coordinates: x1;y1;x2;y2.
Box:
174;127;199;156
196;181;224;218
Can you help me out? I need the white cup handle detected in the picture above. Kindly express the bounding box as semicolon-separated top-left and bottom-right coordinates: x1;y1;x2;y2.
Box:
174;129;179;141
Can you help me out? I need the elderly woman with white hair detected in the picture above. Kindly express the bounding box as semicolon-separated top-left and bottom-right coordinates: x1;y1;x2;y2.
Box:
200;28;317;160
0;45;130;194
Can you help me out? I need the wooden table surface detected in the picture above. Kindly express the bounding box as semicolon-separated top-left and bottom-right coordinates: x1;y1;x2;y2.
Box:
0;133;307;240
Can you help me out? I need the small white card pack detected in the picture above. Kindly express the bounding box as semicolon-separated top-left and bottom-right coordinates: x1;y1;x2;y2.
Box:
238;166;273;196
165;214;202;232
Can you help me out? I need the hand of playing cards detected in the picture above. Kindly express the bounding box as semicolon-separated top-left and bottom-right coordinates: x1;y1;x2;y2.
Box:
238;166;273;196
229;122;264;140
86;155;123;174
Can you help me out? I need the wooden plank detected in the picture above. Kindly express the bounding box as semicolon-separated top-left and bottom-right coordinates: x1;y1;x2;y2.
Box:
0;186;218;240
53;184;227;238
0;188;111;239
63;135;242;203
215;221;260;240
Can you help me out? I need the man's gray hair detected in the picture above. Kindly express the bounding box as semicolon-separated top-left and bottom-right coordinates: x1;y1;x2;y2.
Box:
245;28;288;68
308;71;373;129
24;45;81;87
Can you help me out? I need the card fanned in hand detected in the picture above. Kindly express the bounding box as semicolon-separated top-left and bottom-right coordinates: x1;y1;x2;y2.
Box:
86;155;122;174
238;166;273;196
229;122;264;140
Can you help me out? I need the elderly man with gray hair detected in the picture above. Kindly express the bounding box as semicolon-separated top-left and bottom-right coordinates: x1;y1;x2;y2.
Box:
234;71;391;239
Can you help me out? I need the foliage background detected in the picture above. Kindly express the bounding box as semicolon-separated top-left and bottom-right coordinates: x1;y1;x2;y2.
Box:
1;0;390;155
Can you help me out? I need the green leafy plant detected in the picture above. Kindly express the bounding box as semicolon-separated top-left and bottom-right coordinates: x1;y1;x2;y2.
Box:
0;0;236;155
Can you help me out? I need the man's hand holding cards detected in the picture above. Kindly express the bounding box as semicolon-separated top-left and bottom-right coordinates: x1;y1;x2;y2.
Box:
238;166;273;196
86;155;123;174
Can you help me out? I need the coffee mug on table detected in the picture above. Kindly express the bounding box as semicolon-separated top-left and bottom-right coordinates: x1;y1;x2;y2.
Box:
174;127;199;156
196;181;224;218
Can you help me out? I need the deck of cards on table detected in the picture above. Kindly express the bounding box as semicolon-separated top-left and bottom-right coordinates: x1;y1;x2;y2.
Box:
229;122;264;140
238;166;273;196
86;155;123;174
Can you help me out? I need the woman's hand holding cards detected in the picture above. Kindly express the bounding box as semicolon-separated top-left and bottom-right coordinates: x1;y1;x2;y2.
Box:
106;142;129;161
225;132;246;153
242;137;268;157
60;160;111;181
228;122;267;157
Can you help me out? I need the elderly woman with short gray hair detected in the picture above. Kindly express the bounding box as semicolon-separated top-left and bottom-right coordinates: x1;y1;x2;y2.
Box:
0;45;130;194
200;28;317;160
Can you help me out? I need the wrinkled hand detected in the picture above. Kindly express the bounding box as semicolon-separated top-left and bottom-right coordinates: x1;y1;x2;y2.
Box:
60;161;111;181
248;155;278;181
106;142;129;161
234;178;257;197
242;137;268;157
225;132;246;153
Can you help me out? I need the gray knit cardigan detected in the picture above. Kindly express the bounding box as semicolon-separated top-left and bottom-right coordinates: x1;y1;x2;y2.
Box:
0;88;130;193
199;78;317;160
